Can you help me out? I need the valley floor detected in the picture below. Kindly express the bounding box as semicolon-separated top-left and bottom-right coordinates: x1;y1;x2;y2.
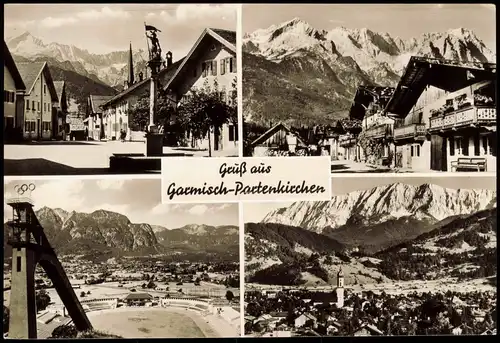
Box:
246;276;496;294
4;140;238;175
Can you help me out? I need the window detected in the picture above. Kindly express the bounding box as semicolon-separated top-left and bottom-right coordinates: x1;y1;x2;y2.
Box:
461;136;469;156
228;124;238;142
43;122;51;131
415;144;420;157
229;57;236;73
220;59;226;75
38;102;40;111
410;145;414;157
26;100;30;110
474;135;480;156
17;256;21;272
482;136;488;155
449;137;455;156
44;103;46;112
30;121;36;132
44;84;47;94
211;60;217;76
32;101;35;110
202;62;209;78
25;121;30;132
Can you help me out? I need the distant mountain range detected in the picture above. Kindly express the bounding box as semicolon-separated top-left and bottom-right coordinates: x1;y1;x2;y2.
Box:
7;32;149;88
6;32;152;110
245;182;497;286
242;18;496;126
3;207;239;262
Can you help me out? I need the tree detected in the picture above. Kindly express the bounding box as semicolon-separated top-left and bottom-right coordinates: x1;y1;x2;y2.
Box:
226;290;235;302
51;324;78;338
177;79;233;157
128;88;177;134
3;306;9;333
36;290;51;312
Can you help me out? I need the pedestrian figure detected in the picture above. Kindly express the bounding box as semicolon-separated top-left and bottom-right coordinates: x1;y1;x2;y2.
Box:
120;129;126;142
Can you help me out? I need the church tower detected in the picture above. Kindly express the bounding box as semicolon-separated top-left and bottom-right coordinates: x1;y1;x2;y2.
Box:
336;268;345;308
128;42;134;87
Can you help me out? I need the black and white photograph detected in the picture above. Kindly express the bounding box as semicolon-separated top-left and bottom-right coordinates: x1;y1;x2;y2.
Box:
4;4;239;175
3;179;241;338
241;4;496;175
244;175;496;336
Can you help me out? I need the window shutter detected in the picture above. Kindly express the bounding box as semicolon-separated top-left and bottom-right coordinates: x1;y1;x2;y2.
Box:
212;60;217;76
220;59;225;75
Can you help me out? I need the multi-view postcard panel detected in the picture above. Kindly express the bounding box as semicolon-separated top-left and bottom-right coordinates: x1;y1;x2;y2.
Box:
241;4;496;176
4;4;238;176
244;175;497;337
3;178;241;338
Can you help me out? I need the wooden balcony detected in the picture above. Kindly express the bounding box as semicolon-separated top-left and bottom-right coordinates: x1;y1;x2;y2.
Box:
394;123;427;142
339;136;356;147
429;106;496;133
363;123;393;140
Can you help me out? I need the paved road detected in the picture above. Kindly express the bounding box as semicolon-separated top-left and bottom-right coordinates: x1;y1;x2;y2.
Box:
4;141;238;175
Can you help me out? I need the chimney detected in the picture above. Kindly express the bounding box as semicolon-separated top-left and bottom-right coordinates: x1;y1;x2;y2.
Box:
166;51;173;67
139;72;144;82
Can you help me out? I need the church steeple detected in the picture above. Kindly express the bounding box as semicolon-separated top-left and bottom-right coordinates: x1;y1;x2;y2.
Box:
337;268;344;288
128;42;134;86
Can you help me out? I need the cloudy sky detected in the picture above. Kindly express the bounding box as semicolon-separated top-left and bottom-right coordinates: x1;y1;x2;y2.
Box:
4;4;237;56
243;175;496;223
3;179;238;228
243;4;496;52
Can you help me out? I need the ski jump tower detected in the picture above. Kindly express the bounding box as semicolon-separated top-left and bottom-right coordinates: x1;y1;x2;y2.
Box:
5;183;92;338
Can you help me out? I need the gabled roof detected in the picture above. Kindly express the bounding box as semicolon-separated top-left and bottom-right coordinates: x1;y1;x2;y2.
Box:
251;122;307;146
385;56;496;117
124;292;153;300
102;58;185;107
89;94;114;113
3;41;26;90
209;28;236;45
163;28;237;92
349;86;395;120
53;81;65;102
16;61;58;101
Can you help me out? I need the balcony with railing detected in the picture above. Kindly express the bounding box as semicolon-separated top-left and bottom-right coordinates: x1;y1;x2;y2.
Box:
429;106;496;132
339;135;356;147
363;123;393;140
394;123;427;142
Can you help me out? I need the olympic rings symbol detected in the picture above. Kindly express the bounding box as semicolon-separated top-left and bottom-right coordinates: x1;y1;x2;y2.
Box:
14;183;36;196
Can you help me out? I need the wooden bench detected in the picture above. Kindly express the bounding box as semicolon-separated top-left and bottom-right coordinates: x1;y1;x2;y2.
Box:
451;157;487;172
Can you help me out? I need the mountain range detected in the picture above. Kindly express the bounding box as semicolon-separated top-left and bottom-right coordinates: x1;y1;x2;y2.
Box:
242;18;496;126
7;32;149;88
3;207;239;261
245;182;497;286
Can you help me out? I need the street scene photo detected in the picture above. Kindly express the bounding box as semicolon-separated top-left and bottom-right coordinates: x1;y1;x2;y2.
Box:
4;4;239;175
241;4;496;175
3;179;241;338
243;175;496;336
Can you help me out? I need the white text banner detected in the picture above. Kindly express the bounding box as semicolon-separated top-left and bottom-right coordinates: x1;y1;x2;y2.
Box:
161;156;331;203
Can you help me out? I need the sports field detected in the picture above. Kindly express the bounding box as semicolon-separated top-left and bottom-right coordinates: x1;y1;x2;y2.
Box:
86;307;220;338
